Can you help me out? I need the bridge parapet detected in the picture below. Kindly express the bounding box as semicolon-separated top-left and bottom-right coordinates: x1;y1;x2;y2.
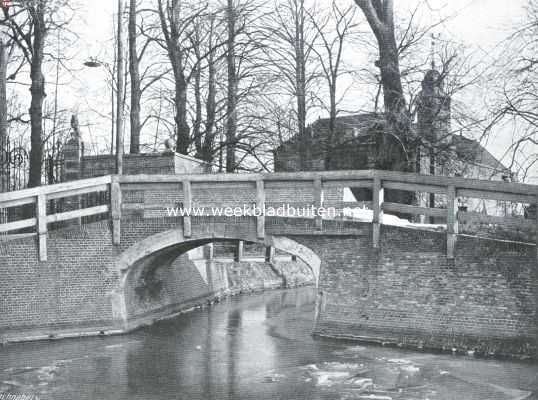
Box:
0;170;537;262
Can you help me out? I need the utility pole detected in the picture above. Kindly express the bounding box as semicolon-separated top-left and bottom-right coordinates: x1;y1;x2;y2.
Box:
116;0;125;175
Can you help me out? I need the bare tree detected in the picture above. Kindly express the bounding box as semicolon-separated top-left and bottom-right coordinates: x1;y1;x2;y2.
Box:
308;0;357;168
487;0;538;182
2;2;47;187
190;12;219;163
353;0;413;173
262;0;319;147
225;0;238;172
157;0;207;154
128;0;141;153
1;0;73;187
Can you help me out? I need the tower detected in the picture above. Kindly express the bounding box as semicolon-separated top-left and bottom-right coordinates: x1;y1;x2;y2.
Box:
417;68;451;146
416;44;452;218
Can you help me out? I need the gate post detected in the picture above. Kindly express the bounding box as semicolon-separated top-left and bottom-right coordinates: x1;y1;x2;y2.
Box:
447;185;458;259
37;193;47;261
256;180;265;239
111;176;122;245
372;177;384;248
182;180;192;238
313;178;322;230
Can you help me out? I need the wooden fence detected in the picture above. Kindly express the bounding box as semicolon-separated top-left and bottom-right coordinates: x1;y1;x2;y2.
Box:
0;170;536;262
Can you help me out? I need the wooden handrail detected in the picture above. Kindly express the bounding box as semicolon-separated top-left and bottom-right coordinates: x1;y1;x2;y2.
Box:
0;175;113;261
117;170;538;197
0;170;536;263
0;175;112;206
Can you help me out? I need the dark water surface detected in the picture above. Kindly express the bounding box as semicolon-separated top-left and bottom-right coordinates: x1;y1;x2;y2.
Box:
1;287;538;400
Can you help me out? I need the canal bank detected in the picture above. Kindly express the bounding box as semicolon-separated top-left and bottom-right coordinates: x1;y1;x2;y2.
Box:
1;287;538;400
0;250;314;344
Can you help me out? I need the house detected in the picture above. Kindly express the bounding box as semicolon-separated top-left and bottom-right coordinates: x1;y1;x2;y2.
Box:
274;68;514;217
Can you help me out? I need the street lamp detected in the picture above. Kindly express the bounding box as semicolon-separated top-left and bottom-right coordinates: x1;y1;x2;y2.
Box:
83;0;124;175
83;59;116;157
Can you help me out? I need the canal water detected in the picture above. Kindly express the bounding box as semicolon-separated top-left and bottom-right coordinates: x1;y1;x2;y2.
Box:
1;287;538;400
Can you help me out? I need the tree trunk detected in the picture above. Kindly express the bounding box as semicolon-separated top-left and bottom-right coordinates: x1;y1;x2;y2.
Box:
157;0;190;155
354;0;412;172
0;38;8;192
28;4;47;188
294;0;307;139
175;76;189;154
193;63;202;157
202;37;217;163
225;0;237;172
354;0;414;208
116;0;125;174
128;0;141;154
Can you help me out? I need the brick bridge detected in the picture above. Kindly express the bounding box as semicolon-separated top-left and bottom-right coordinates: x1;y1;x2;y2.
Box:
1;170;537;358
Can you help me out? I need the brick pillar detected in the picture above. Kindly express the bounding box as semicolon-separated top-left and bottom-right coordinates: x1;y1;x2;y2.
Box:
63;136;81;182
61;131;82;223
203;243;214;260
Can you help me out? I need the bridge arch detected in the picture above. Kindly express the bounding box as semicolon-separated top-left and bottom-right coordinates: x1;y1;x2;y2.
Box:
110;227;321;330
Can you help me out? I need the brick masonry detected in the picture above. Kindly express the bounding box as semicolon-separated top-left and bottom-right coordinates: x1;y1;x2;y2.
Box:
0;218;314;343
293;224;538;358
0;213;536;358
80;152;211;178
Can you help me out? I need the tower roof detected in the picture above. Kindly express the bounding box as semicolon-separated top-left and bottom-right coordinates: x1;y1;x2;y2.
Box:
421;69;444;92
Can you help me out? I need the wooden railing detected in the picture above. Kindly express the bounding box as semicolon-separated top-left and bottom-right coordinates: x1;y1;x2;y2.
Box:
1;170;537;262
0;175;113;261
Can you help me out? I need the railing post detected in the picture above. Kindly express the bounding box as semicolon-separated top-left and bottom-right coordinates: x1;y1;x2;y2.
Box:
447;185;458;259
183;180;192;238
235;240;244;262
37;194;47;261
314;177;322;230
256;180;265;239
265;246;275;263
111;176;122;245
372;176;384;248
535;194;538;264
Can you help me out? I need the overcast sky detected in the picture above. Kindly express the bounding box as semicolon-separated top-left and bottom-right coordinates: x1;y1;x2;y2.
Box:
53;0;537;180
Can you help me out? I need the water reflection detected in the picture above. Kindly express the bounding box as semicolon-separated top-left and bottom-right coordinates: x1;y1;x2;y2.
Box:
1;287;538;400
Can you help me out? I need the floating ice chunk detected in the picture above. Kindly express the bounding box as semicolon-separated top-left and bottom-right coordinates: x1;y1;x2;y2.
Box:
2;380;23;387
400;365;420;373
105;344;124;349
356;395;392;400
312;371;351;387
322;362;360;370
387;358;413;364
348;377;373;390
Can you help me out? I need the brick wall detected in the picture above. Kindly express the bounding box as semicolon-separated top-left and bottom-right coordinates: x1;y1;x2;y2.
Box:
123;255;314;323
0;218;313;342
81;153;176;178
1;213;536;358
0;221;119;338
294;224;538;358
80;152;211;179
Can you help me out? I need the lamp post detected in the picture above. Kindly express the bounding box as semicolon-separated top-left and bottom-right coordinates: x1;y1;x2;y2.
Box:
83;59;115;156
84;0;124;175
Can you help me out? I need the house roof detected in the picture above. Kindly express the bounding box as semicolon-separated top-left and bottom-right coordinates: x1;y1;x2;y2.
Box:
277;113;508;174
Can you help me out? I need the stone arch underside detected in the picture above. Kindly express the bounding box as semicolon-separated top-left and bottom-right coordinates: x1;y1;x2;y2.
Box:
110;228;321;331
